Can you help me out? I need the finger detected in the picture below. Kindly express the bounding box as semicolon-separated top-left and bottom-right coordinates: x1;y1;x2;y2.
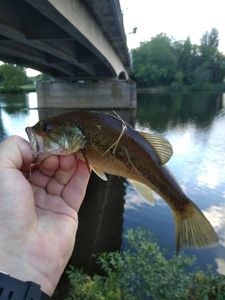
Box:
59;155;77;171
29;169;52;188
0;136;34;170
55;155;77;185
29;156;59;188
39;156;59;176
47;155;77;195
30;155;76;191
62;160;90;212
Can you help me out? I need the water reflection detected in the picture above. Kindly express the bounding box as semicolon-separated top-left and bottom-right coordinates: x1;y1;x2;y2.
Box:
0;93;27;110
203;203;225;276
199;114;225;184
0;92;40;140
53;174;127;300
72;175;126;274
1;108;39;140
123;185;175;251
137;92;223;130
27;92;38;109
0;92;38;110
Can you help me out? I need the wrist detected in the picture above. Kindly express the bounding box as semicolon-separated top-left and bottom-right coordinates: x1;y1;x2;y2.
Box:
0;217;76;297
0;271;50;299
0;248;55;296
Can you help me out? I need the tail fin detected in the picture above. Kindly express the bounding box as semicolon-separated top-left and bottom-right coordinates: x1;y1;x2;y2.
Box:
175;200;218;253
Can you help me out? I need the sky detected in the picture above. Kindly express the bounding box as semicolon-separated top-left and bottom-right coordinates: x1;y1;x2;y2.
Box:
120;0;225;53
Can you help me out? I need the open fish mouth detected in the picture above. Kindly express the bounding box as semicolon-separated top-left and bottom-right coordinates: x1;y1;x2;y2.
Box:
25;127;45;155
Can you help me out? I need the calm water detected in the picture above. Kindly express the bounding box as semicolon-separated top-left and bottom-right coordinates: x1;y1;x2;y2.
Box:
0;91;225;277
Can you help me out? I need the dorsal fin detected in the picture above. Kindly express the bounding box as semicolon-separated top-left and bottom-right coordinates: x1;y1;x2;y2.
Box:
128;179;155;206
139;131;173;165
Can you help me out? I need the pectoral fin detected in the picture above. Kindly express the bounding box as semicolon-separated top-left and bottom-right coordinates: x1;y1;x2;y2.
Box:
128;179;155;205
139;131;173;165
76;151;107;180
91;166;108;181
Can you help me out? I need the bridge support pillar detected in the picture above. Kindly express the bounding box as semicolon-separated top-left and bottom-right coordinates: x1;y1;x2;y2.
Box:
37;80;136;109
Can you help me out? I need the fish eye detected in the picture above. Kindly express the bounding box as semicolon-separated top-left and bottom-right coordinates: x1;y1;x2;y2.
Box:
43;122;53;133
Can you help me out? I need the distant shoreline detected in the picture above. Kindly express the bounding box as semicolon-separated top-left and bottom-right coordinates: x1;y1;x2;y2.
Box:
137;83;225;93
0;84;36;93
1;83;225;95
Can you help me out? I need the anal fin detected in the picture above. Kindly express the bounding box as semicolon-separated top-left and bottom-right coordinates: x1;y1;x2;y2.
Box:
128;179;155;206
91;166;108;181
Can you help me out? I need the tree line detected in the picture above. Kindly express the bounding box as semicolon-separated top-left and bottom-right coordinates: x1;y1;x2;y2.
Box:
132;28;225;90
0;64;28;91
0;64;49;92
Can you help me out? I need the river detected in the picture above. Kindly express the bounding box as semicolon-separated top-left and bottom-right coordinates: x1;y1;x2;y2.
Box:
0;91;225;278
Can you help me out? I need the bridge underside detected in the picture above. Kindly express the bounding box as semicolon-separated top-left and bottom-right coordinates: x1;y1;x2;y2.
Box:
0;0;130;79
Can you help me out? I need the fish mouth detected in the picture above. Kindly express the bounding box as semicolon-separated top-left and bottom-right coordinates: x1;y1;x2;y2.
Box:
26;127;38;152
25;127;45;158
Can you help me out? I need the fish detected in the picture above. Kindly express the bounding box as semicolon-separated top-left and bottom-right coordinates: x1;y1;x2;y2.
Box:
25;111;218;252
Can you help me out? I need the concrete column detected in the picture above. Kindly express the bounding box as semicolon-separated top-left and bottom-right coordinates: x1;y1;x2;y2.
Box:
37;80;136;109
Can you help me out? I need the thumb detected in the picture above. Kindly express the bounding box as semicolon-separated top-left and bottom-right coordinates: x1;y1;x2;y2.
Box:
0;136;34;170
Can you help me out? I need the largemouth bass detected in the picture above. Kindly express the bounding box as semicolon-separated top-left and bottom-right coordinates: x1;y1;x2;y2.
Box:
26;111;218;252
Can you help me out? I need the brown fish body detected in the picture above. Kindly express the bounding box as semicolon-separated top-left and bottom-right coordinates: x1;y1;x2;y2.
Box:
55;111;188;213
26;111;218;251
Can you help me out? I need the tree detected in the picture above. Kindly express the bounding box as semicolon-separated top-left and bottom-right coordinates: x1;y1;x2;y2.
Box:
200;28;219;56
132;34;178;87
131;29;225;88
0;63;28;91
199;28;225;83
174;37;200;84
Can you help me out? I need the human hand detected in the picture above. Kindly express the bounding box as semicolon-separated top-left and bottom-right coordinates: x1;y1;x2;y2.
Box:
0;136;90;296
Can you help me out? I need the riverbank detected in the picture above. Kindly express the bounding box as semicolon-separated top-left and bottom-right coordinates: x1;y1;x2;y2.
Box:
137;82;225;94
0;83;36;93
1;82;225;95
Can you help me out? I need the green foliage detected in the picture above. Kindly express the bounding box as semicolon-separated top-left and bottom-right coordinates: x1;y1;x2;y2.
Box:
0;63;28;91
170;71;185;91
132;34;178;87
65;229;225;300
34;73;51;81
133;28;225;89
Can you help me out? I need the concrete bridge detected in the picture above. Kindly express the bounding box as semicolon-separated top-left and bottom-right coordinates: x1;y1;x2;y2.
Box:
0;0;136;108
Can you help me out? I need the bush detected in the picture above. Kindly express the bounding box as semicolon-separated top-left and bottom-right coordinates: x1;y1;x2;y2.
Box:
66;229;225;300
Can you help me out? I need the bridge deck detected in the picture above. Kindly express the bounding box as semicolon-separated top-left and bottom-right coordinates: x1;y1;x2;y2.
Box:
0;0;130;79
